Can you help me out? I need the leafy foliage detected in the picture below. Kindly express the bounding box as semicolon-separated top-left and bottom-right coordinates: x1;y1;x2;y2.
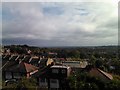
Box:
68;72;120;90
2;77;37;90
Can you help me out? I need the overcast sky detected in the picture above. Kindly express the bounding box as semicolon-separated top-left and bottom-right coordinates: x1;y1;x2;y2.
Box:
2;1;118;46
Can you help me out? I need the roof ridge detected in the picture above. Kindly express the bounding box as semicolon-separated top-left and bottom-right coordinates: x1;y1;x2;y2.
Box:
97;68;113;80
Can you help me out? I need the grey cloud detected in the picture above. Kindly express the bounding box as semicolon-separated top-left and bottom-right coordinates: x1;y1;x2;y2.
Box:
2;2;118;46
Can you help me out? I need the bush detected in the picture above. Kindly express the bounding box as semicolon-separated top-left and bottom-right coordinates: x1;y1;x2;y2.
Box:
2;77;37;90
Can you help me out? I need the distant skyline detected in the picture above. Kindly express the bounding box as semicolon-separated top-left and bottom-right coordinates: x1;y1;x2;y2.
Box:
2;2;118;46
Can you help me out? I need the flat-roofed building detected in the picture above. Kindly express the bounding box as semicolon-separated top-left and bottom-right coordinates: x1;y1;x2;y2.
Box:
62;61;88;68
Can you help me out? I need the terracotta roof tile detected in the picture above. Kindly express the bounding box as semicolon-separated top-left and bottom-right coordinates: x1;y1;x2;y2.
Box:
24;63;39;73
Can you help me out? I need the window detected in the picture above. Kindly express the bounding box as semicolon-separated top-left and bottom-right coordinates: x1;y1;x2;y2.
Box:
39;78;48;87
40;78;46;83
50;79;57;83
50;79;59;88
5;72;12;79
61;69;66;74
52;69;59;74
13;73;21;79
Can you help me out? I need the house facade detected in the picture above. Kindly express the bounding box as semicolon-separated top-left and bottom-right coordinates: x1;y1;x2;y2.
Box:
34;65;71;89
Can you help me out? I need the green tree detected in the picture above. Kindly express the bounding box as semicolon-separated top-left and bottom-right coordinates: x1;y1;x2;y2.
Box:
90;55;97;67
2;77;37;90
68;50;80;58
16;77;37;90
105;80;120;90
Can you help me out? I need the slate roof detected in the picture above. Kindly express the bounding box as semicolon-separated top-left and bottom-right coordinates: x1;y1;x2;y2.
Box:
32;64;53;78
9;55;18;61
38;58;48;68
7;62;39;73
2;55;11;60
15;55;24;61
22;55;31;63
29;56;39;65
2;61;18;71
